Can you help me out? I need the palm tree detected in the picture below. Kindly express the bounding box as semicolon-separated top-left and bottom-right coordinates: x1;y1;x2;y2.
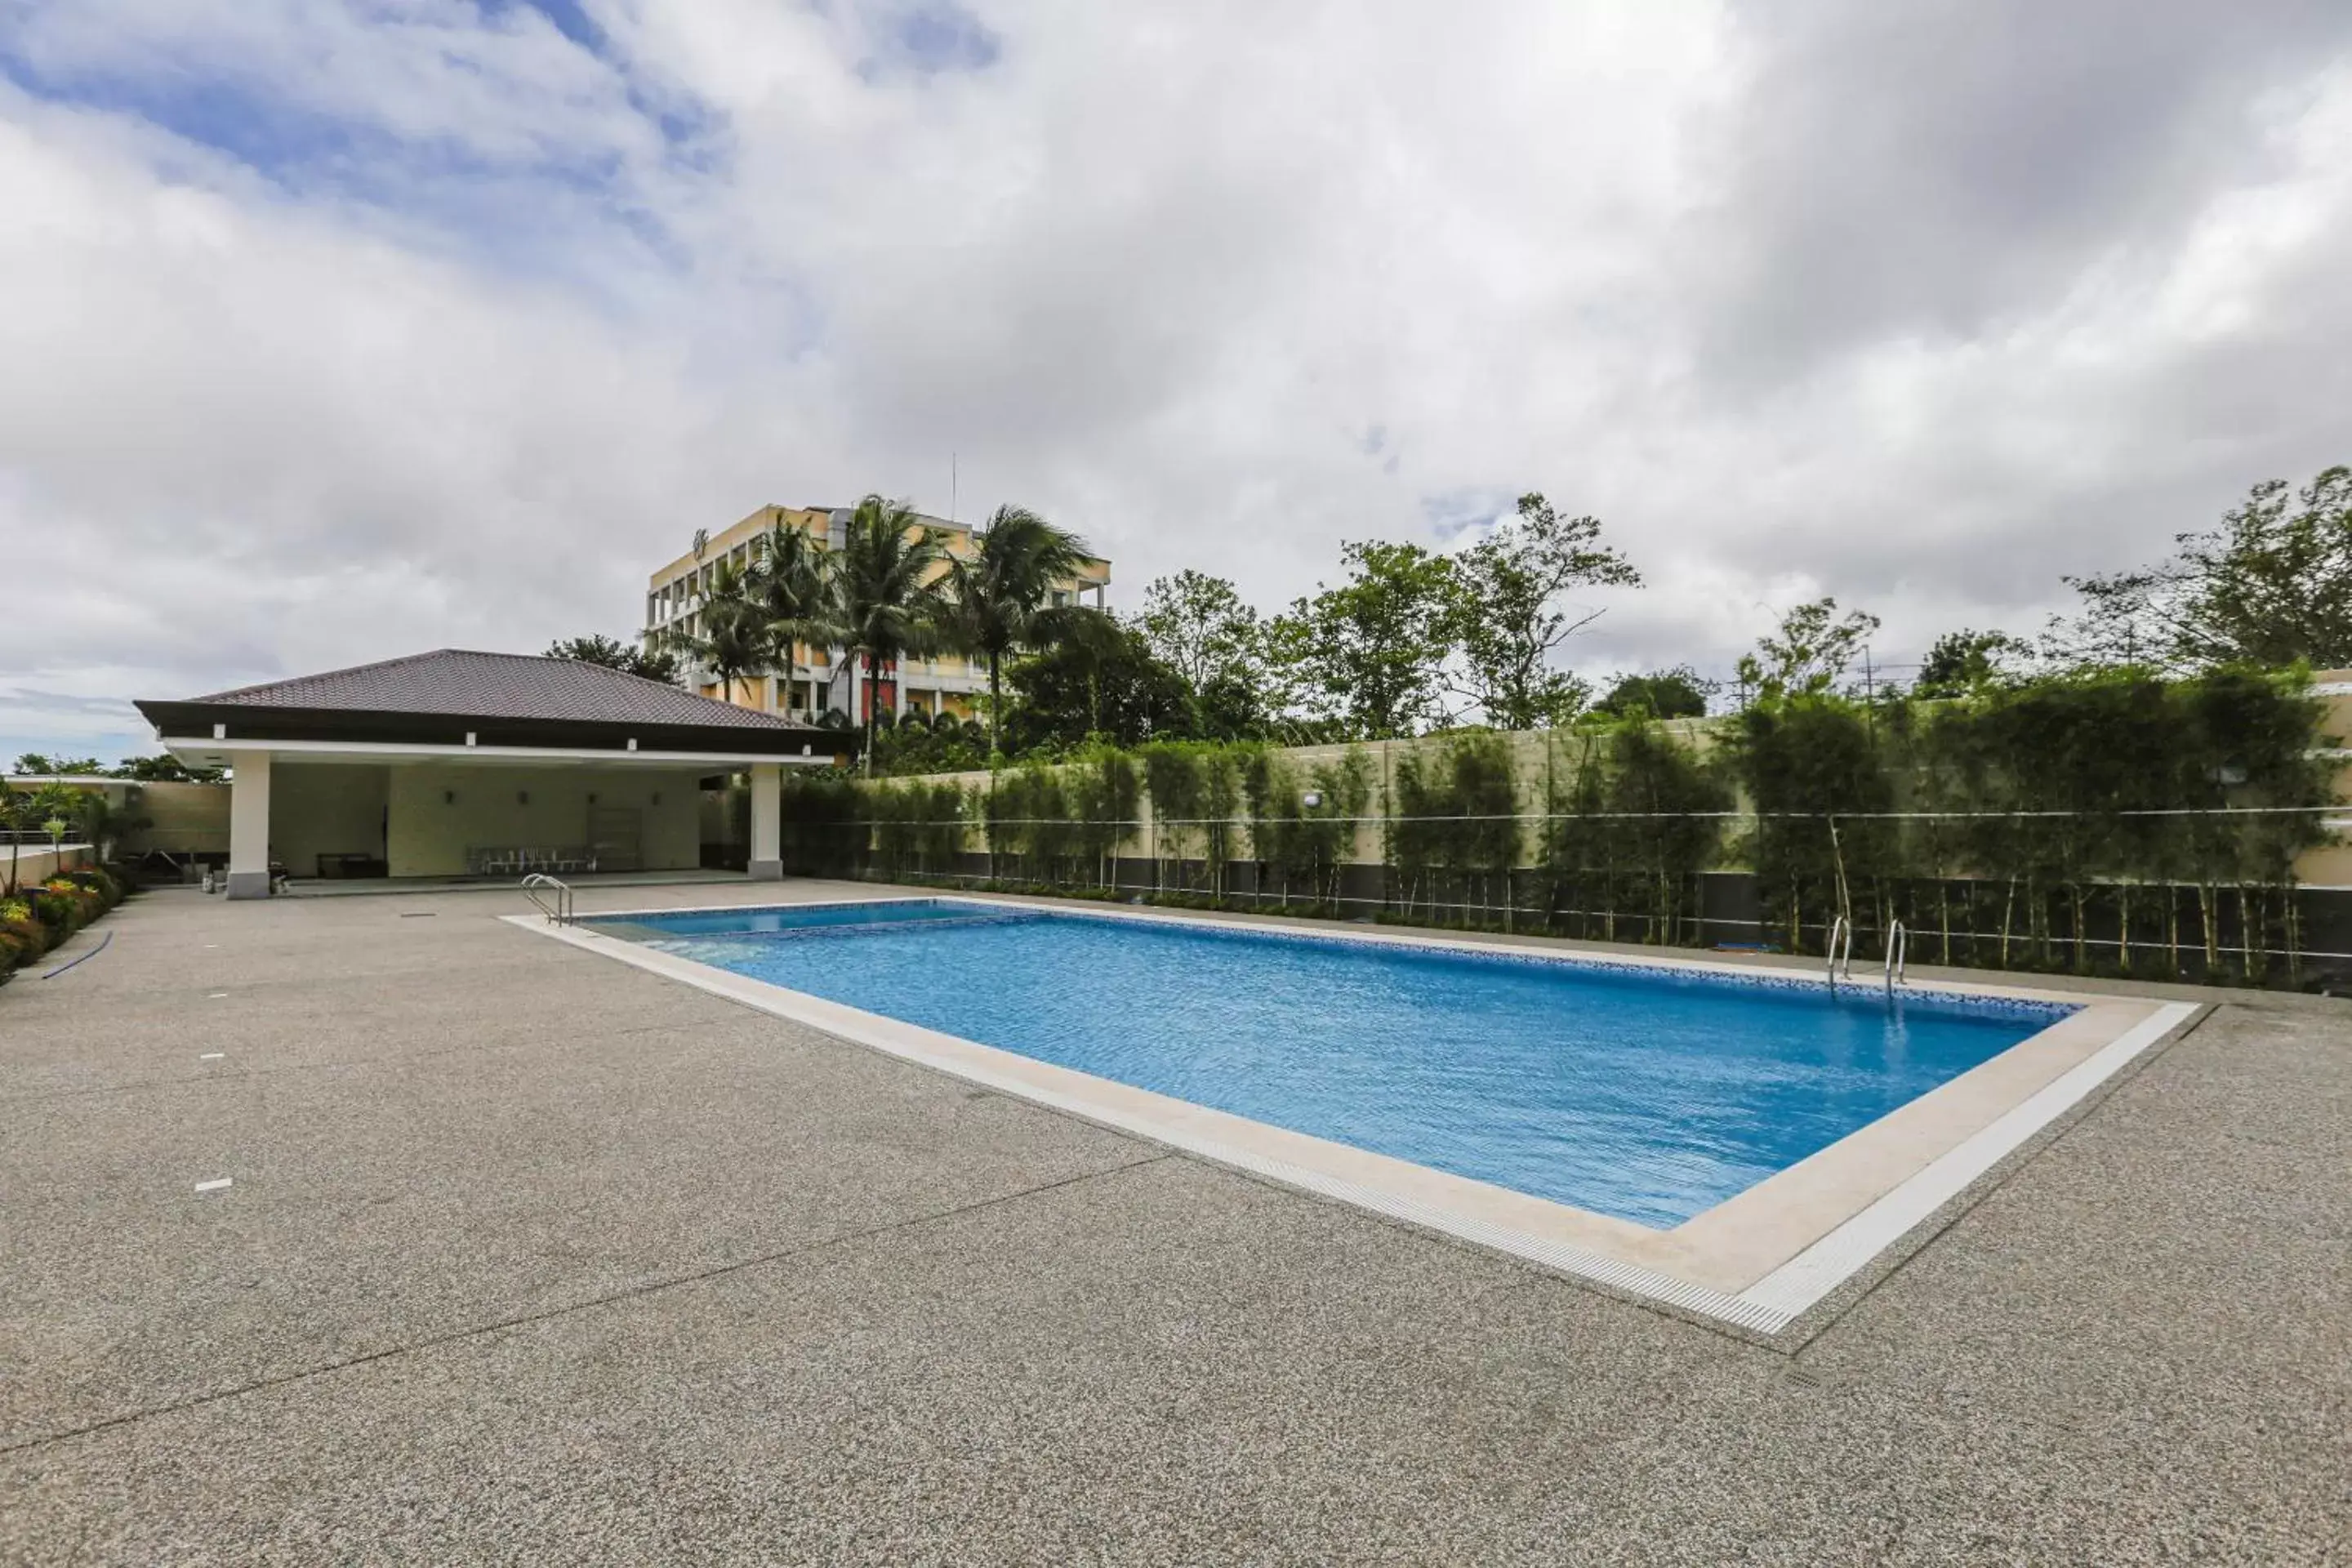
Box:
821;495;949;773
3;782;84;895
2;787;35;896
655;555;768;707
939;505;1093;758
750;517;833;720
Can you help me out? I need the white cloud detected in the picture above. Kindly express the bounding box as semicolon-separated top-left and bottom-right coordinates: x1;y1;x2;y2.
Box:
0;1;2348;758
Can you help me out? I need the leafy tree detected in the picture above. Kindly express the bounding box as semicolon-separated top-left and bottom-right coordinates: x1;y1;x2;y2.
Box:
1443;493;1640;728
1004;611;1188;752
1736;598;1882;703
1274;541;1458;738
544;633;680;685
2053;465;2352;670
1138;571;1265;721
821;495;950;773
1595;667;1713;719
871;712;991;777
1194;669;1274;742
11;754;103;777
112;754;223;782
16;752;225;783
748;517;834;719
69;787;148;862
939;505;1092;755
1913;629;2029;697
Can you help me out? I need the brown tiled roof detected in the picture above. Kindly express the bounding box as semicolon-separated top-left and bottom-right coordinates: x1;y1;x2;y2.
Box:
187;649;797;730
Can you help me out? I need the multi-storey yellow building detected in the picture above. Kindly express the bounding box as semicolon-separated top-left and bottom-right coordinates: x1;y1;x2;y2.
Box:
642;505;1111;724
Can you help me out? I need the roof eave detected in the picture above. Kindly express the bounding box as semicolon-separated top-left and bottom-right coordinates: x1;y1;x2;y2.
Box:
133;699;855;758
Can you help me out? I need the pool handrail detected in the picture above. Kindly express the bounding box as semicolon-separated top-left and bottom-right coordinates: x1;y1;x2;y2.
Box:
520;872;574;926
1884;919;1907;994
1826;915;1852;990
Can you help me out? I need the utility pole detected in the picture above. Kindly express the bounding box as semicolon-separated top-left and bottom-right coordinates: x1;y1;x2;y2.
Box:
1862;644;1876;740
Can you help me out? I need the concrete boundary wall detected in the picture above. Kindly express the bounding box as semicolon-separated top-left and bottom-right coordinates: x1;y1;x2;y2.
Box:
862;684;2351;886
2;844;95;888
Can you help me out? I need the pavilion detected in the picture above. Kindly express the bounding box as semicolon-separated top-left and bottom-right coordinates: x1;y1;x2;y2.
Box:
135;650;844;898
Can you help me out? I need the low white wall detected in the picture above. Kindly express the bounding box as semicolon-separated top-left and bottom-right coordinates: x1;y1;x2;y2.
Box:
384;764;702;877
3;844;93;889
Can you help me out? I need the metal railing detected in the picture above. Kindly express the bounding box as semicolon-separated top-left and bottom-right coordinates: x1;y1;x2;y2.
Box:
520;872;574;925
1884;920;1908;995
1825;915;1853;990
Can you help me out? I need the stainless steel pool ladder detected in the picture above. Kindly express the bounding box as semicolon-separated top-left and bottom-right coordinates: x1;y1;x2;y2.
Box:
1884;920;1908;995
1826;915;1854;989
521;872;574;925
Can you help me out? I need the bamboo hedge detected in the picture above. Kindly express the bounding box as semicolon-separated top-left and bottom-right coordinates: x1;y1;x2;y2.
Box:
773;667;2339;986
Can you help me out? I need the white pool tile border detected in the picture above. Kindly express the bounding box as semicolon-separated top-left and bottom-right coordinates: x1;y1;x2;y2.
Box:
511;900;2198;1335
1736;997;2195;1321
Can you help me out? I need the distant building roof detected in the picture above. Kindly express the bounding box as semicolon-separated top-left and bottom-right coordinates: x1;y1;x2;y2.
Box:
182;649;795;730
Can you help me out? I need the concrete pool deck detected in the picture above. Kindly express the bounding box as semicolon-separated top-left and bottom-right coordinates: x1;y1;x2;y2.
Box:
2;881;2345;1561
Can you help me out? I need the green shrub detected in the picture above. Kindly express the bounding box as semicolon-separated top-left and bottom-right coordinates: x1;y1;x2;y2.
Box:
1540;719;1729;945
0;870;126;977
868;779;970;881
60;866;125;906
783;665;2336;985
1390;732;1520;923
775;772;866;877
0;912;49;965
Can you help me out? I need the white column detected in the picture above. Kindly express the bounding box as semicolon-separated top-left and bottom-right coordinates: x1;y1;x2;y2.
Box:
226;750;274;899
748;763;782;880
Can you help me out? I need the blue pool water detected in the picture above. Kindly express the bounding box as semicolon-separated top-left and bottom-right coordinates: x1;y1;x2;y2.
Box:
599;900;2073;1228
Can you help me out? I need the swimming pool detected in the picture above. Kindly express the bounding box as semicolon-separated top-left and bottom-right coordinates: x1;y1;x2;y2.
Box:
590;898;2076;1229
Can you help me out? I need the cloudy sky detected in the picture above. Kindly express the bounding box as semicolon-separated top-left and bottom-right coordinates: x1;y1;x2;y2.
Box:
3;0;2349;760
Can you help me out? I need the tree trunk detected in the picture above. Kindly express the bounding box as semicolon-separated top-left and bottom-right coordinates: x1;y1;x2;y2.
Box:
2237;884;2258;982
988;653;1002;758
862;652;876;777
2285;889;2303;986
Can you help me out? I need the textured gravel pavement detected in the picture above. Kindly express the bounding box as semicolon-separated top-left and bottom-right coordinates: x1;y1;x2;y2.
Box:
2;882;2344;1565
